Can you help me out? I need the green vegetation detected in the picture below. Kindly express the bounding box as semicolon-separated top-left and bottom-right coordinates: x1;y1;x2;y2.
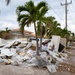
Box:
16;1;75;54
16;1;49;55
0;27;11;39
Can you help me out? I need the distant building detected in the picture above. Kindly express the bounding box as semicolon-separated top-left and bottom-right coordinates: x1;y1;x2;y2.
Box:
10;28;35;39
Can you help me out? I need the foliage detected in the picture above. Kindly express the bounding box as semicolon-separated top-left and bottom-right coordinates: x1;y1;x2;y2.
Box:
0;28;11;39
16;1;48;55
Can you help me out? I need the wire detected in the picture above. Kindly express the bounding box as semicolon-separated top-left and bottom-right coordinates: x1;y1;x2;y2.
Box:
44;0;64;22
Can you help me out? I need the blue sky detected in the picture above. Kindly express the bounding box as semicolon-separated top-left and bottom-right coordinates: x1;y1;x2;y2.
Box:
0;0;75;33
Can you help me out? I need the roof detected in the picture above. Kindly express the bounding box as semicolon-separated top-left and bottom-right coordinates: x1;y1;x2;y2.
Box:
11;28;35;37
11;28;33;34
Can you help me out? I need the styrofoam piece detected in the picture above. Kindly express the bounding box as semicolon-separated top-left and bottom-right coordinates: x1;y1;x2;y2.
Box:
47;65;57;73
4;41;15;47
0;39;6;47
10;48;16;54
15;55;23;62
52;35;60;52
1;49;15;56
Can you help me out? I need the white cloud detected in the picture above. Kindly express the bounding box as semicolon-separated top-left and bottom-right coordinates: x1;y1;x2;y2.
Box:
0;0;75;33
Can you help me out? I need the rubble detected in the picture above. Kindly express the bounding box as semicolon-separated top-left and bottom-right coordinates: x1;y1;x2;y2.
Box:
47;64;57;73
0;37;68;73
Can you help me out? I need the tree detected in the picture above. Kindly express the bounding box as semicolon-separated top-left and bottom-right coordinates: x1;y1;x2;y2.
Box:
16;1;48;55
1;27;11;39
44;16;60;38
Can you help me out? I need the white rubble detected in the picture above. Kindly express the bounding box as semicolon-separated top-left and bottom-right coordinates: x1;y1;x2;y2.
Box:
47;64;57;73
0;38;68;74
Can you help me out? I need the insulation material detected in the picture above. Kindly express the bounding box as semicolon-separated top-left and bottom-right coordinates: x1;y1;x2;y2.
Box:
47;65;57;73
52;35;60;52
1;49;15;56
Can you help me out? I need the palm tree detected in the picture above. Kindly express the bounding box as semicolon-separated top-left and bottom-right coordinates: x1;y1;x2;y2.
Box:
16;1;48;55
44;16;60;38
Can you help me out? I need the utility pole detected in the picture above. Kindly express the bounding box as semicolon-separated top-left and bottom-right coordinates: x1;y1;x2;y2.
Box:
61;0;72;30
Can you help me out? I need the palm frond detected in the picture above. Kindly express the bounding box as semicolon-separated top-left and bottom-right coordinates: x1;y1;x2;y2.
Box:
16;6;28;15
37;1;47;10
38;6;48;18
17;14;29;22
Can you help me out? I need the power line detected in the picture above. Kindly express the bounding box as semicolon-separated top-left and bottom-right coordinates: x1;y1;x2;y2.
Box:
68;7;75;24
72;2;75;12
49;5;64;21
44;0;64;22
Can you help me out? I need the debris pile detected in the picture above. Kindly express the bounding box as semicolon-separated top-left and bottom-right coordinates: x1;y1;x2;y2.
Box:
0;37;68;73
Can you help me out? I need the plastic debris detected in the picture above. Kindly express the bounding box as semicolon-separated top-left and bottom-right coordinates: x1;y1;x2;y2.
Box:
47;65;57;73
0;38;68;74
1;49;15;56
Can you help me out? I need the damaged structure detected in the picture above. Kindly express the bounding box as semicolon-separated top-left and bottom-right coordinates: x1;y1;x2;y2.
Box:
0;35;67;73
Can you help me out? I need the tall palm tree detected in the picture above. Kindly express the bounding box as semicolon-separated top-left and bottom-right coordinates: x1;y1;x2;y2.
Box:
36;4;48;51
16;1;48;55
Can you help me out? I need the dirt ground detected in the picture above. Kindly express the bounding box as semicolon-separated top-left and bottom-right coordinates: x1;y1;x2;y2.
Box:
0;47;75;75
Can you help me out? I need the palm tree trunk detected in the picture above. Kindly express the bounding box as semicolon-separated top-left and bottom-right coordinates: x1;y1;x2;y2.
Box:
20;29;24;37
34;22;39;55
40;26;42;51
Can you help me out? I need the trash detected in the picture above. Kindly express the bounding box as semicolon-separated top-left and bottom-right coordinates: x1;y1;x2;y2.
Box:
25;42;32;50
18;43;27;48
52;35;60;52
1;49;15;56
10;48;16;54
51;57;57;64
48;41;54;50
11;60;19;66
15;55;23;62
18;52;26;56
5;41;21;48
0;58;3;62
47;55;52;63
26;57;36;63
35;55;50;68
58;43;65;52
3;59;11;65
11;60;22;66
30;45;36;50
47;64;57;73
0;38;68;74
